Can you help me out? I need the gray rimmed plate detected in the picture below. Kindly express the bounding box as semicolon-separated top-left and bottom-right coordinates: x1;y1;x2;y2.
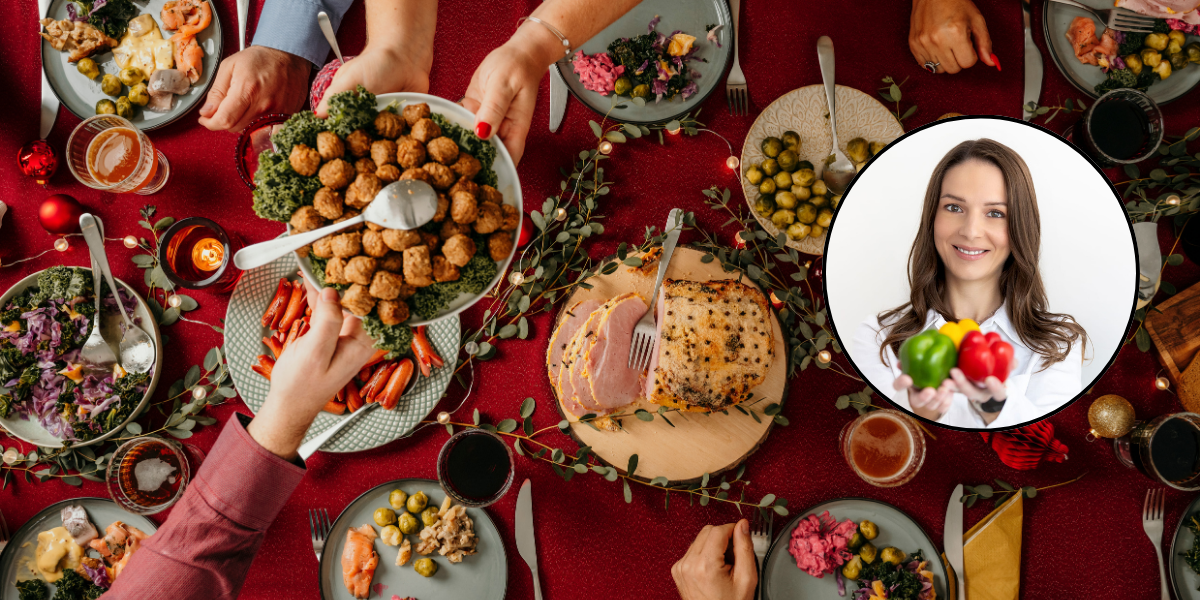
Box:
1042;2;1200;104
554;0;733;125
223;250;460;453
41;0;223;130
0;496;158;599
761;498;948;600
0;269;162;449
319;478;507;600
1170;494;1200;599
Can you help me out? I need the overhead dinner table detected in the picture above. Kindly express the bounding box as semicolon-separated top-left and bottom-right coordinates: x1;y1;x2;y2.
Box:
2;0;1199;598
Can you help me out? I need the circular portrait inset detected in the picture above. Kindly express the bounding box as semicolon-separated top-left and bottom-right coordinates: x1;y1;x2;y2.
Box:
825;116;1136;431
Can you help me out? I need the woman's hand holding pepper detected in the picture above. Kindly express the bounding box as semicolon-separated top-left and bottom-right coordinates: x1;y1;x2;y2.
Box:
894;374;956;421
949;368;1006;424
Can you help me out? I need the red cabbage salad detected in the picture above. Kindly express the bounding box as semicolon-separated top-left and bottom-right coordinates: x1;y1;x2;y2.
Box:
0;267;150;442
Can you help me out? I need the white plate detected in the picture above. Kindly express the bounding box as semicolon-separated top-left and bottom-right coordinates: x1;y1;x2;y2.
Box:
1170;494;1200;599
0;269;162;448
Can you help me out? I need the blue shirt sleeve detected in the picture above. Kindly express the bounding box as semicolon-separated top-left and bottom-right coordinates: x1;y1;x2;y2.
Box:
251;0;357;66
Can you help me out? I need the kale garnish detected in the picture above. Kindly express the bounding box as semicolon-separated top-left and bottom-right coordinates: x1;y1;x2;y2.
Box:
326;85;379;137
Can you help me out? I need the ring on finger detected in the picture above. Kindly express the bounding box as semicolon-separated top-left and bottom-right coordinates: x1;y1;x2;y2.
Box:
923;60;940;74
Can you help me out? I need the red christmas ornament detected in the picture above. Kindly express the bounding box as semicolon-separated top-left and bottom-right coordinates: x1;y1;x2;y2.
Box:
39;194;84;234
18;140;58;185
309;55;356;110
517;213;533;248
979;420;1068;470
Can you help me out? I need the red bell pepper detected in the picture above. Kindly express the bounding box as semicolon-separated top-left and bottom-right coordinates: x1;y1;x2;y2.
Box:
958;331;1014;383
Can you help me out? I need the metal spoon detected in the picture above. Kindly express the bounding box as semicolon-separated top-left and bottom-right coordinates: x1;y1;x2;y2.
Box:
234;179;440;271
816;36;856;195
298;402;379;459
80;219;118;378
79;214;156;374
317;11;343;64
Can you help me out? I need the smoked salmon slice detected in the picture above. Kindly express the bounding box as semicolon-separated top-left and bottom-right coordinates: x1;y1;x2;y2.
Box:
341;524;379;599
1065;16;1118;66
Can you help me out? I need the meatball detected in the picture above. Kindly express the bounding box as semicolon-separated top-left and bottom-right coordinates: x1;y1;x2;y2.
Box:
440;219;471;241
369;270;404;300
362;229;389;257
381;251;405;273
399;168;433;185
383;229;422;252
289;206;326;233
442;234;476;267
449;178;480;199
426;137;460;165
421;232;441;252
346;129;373;157
396;281;417;300
423;162;456;190
371;139;397;168
314;187;344;220
340;284;376;317
331;231;363;258
396;138;427;169
375;111;406;139
410;118;441;143
402;102;431;126
346;173;382;209
316;131;345;161
451;191;478;224
334;208;364;232
434;194;449;222
474;202;502;234
403;245;434;287
366;222;384;232
479;184;503;204
432;256;460;283
451;153;481;180
488;231;514;261
325;257;348;285
376;164;400;183
319;159;355;190
377;299;410;326
296;245;311;259
289;144;321;176
312;236;335;259
345;256;378;286
355;157;377;175
500;204;520;231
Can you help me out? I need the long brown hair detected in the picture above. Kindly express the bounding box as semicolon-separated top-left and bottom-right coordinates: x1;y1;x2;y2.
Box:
877;138;1086;370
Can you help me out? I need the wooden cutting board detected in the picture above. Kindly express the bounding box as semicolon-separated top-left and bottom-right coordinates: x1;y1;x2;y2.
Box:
550;246;789;485
1144;279;1200;412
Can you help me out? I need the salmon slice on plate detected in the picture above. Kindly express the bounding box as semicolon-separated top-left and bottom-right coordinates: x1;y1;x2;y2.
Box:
342;524;378;599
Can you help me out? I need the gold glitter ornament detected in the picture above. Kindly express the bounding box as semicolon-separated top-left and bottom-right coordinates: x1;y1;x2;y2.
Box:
1088;394;1136;438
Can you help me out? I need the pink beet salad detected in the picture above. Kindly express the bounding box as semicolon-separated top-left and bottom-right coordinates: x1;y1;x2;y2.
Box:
571;51;625;95
787;511;859;578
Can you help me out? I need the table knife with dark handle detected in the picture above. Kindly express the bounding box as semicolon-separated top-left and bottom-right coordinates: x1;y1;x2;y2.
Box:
1022;0;1043;120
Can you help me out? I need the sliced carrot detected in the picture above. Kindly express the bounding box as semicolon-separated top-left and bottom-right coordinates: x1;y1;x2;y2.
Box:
365;363;397;403
322;400;347;415
276;281;306;333
263;336;284;360
252;354;275;380
379;359;414;410
345;380;364;412
363;349;389;369
262;279;291;329
358;365;373;383
411;327;443;377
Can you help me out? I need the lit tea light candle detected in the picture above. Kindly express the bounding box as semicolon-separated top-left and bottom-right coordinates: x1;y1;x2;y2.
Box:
191;237;225;272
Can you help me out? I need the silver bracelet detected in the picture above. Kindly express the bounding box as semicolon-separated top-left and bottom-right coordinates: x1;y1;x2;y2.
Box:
519;16;571;56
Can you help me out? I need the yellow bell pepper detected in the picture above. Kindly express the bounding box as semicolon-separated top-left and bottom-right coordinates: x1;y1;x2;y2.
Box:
938;318;980;349
58;364;84;384
3;321;20;332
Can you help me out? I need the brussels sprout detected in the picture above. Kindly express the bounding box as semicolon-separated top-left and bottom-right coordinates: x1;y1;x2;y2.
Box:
128;83;149;106
831;194;842;209
1125;53;1144;76
119;67;145;87
781;130;801;150
771;209;795;228
1168;30;1186;55
773;171;792;190
115;96;134;119
791;185;811;201
101;74;122;96
754;195;776;217
1169;51;1189;70
420;507;441;527
95;99;117;115
870;141;886;156
413;558;438;577
389;489;409;510
816;207;834;228
744;165;765;185
809;224;825;238
761;137;784;158
846;137;870;163
786;222;811;241
77;58;100;80
374;507;397;526
777;149;799;172
398;512;419;535
859;520;879;540
759;178;777;195
809;194;828;208
795;202;817;225
631;84;650;98
614;77;632;96
407;491;429;514
775;191;798;210
1155;59;1173;80
796;160;814;171
859;542;878;564
1145;32;1169;51
841;556;863;580
379;525;401;546
812;180;828;197
848;532;866;551
792;168;816;187
761;158;780;176
1141;48;1163;68
1187;42;1200;63
881;547;907;566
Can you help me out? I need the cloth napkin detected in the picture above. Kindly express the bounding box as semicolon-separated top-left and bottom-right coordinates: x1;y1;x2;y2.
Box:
955;492;1023;600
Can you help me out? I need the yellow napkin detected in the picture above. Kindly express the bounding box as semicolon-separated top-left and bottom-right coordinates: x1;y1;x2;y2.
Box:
950;492;1023;600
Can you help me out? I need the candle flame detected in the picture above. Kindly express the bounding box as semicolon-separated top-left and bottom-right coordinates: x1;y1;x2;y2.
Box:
191;238;225;272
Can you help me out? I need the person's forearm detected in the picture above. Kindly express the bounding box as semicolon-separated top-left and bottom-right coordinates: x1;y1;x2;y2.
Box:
247;391;324;460
365;0;437;72
515;0;643;68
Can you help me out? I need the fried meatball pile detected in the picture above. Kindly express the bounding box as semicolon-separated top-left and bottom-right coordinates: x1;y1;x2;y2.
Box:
287;103;519;326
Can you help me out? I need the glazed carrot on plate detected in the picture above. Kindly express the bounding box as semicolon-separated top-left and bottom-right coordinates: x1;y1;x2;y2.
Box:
379;359;414;410
345;380;364;412
263;336;283;360
411;326;444;377
251;355;275;380
262;278;291;329
276;281;308;333
323;399;347;415
361;362;395;403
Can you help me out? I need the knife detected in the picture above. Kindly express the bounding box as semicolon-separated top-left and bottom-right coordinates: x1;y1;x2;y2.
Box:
944;484;966;600
515;479;543;600
1022;0;1043;120
549;63;568;133
237;0;249;51
38;0;59;139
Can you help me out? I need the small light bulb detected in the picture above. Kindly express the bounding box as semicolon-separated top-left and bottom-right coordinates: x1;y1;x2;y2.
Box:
667;124;681;135
817;350;832;364
1166;195;1181;206
769;291;785;309
1155;376;1170;390
734;231;748;248
726;156;740;170
123;235;139;249
2;448;18;464
192;386;208;401
598;141;613;155
437;411;451;424
167;294;183;308
805;261;812;269
54;238;69;252
509;271;525;286
554;207;567;222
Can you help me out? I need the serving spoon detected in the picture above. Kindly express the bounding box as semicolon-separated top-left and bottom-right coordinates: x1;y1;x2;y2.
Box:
80;219;119;378
80;214;156;375
816;36;856;195
234;179;439;271
317;11;343;64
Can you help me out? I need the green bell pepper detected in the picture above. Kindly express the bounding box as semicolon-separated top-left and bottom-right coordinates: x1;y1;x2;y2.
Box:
898;330;957;389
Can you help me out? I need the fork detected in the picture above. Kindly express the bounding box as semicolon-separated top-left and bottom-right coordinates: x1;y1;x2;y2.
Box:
725;0;748;115
1143;488;1169;600
1049;0;1157;33
309;508;332;562
628;209;684;371
751;509;773;600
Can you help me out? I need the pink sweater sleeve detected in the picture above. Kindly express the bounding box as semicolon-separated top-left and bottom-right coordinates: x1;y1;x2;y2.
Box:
105;414;306;599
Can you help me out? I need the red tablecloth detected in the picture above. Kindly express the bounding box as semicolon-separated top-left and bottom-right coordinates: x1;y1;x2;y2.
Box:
3;0;1199;598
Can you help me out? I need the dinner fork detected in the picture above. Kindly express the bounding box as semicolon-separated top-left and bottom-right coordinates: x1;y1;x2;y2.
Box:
751;509;773;600
725;0;748;116
628;209;683;371
1049;0;1157;33
1143;488;1169;600
309;508;332;562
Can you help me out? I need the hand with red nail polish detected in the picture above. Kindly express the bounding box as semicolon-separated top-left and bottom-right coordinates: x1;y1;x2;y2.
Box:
462;41;543;165
909;0;995;74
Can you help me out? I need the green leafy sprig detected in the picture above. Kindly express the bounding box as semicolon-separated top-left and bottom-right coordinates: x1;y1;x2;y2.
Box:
1022;97;1088;124
879;76;917;125
129;205;218;331
959;472;1087;509
833;385;937;440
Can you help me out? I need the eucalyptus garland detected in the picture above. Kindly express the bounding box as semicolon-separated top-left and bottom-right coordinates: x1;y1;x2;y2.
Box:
959;472;1087;510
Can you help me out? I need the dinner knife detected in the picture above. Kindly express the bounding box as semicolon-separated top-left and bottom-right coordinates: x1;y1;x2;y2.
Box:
1022;0;1043;120
944;484;966;600
237;0;249;51
549;63;568;133
38;0;59;139
515;479;543;600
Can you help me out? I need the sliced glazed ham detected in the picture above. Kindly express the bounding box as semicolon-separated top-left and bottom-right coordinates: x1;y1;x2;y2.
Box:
557;306;606;418
1116;0;1200;24
583;294;649;413
548;299;602;419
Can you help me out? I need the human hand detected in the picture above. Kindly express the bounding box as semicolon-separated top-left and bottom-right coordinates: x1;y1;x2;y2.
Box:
909;0;997;74
671;520;757;600
462;41;544;165
895;374;955;421
198;46;311;132
948;368;1006;423
314;44;431;117
248;283;376;459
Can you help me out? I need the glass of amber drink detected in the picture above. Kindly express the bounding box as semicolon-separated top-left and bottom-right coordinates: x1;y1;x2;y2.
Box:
66;115;170;194
840;409;926;487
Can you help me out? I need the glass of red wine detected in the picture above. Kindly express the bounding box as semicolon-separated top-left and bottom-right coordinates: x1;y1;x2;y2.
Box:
437;429;515;508
105;437;200;515
1066;88;1163;167
1114;412;1200;491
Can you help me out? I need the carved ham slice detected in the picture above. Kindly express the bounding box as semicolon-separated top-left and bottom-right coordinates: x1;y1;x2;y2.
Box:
584;294;648;413
558;304;608;417
548;299;602;419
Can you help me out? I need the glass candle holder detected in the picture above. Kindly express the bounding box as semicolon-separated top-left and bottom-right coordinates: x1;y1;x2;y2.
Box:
105;436;197;515
437;429;515;508
66;115;170;194
235;113;290;189
839;409;926;488
1066;88;1163;166
158;217;242;292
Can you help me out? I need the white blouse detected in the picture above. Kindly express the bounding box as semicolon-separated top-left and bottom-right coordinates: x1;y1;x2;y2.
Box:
853;304;1082;429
